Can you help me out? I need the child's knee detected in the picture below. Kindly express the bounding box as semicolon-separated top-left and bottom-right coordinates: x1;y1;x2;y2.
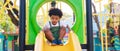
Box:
44;28;50;32
60;26;66;31
60;27;66;34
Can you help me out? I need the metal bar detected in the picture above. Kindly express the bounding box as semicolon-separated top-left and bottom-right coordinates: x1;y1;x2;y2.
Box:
86;0;93;51
99;1;104;51
92;14;120;16
25;45;34;50
19;0;26;51
81;44;87;49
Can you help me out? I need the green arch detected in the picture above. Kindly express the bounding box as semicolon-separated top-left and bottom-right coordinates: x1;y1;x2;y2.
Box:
28;0;85;45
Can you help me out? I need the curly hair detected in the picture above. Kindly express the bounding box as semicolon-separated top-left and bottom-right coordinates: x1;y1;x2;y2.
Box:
49;8;63;18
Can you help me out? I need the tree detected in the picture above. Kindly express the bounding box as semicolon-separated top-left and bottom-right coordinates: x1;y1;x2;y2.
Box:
4;0;19;26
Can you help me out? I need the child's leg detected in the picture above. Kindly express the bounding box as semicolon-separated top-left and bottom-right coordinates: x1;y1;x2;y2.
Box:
59;26;66;40
44;29;55;42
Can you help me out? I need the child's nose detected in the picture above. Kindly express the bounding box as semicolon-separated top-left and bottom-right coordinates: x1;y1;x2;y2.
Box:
53;19;56;21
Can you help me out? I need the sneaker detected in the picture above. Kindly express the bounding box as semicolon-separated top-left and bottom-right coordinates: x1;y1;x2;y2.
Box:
57;40;63;46
51;40;57;46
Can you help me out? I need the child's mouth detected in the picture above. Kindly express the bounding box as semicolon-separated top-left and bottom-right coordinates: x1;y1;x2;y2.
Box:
52;22;57;25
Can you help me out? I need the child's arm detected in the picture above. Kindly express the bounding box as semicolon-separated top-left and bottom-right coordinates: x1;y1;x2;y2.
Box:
42;22;50;32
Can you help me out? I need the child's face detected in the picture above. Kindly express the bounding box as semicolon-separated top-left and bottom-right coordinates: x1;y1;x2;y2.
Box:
50;15;60;25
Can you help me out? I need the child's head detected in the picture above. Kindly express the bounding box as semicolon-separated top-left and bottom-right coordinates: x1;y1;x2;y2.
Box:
49;8;63;25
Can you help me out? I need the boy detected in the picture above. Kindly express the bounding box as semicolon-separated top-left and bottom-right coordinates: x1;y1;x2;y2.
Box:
43;8;67;46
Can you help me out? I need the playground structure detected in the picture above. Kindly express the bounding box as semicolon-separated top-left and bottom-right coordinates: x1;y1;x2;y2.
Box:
22;0;120;51
0;0;120;51
0;0;87;51
92;0;120;51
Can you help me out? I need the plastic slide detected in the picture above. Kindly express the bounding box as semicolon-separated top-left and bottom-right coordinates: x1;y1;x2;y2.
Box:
34;31;82;51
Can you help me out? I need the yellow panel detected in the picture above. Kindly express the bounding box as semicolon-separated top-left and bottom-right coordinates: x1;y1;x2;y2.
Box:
34;31;82;51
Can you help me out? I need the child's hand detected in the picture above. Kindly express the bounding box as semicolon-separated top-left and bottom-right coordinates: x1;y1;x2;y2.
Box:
66;25;71;33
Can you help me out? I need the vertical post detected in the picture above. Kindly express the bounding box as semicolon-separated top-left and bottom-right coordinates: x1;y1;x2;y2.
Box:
19;0;26;51
86;0;93;51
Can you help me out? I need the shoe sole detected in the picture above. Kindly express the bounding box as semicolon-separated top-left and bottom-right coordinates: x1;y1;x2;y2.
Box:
58;44;63;46
51;43;57;46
